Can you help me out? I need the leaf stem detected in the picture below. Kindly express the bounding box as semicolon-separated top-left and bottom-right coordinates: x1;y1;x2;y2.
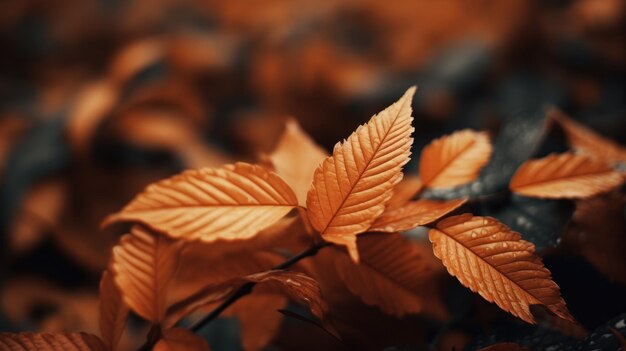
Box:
189;241;332;333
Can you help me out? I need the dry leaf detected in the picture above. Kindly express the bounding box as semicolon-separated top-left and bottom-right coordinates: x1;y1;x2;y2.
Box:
385;175;424;209
429;214;574;323
103;162;298;243
0;332;106;351
509;153;623;199
269;118;328;206
369;198;466;232
550;109;626;164
306;87;415;262
111;226;181;323
325;234;447;319
419;129;492;189
153;328;211;351
98;270;129;351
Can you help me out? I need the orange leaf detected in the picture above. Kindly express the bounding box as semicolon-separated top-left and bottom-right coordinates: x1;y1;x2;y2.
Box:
0;332;106;351
98;270;129;351
323;234;447;319
370;198;466;232
419;129;492;189
306;87;415;262
550;109;626;164
269;118;328;206
429;214;574;324
154;328;211;351
103;162;298;243
509;153;623;199
385;175;424;209
112;226;181;323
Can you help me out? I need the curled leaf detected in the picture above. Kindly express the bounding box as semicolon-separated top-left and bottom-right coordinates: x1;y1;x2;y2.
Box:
510;153;623;199
112;226;181;323
98;270;129;351
154;328;211;351
269;118;328;206
419;129;492;189
307;87;415;262
0;332;105;351
429;214;573;324
167;270;328;328
103;162;298;243
370;198;466;232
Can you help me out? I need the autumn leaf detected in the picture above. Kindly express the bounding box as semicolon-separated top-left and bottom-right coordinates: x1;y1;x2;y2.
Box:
550;109;626;164
419;129;492;189
321;234;447;319
0;332;106;351
306;87;415;262
111;226;181;323
369;198;466;232
103;162;298;243
385;175;424;209
269;118;328;206
167;270;328;329
153;328;211;351
509;153;623;199
429;214;574;324
98;270;129;351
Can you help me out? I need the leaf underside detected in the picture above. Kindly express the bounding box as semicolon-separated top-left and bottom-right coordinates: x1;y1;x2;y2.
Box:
0;333;106;351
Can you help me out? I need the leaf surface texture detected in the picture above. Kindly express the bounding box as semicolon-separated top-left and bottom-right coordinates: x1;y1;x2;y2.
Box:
419;130;492;188
510;153;623;199
429;214;573;323
307;87;415;261
103;162;298;243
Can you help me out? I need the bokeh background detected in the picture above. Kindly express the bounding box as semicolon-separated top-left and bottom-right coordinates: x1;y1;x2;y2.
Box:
0;0;624;350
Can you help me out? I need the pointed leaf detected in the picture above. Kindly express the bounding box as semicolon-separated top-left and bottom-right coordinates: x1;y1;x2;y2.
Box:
103;162;298;243
112;226;181;323
509;153;623;199
419;129;492;189
306;87;415;262
154;328;211;351
99;270;129;351
0;333;106;351
370;198;466;233
325;234;447;319
269;118;328;206
429;214;574;323
550;109;626;164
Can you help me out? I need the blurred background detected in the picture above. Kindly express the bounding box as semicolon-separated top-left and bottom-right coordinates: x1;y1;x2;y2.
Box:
0;0;624;349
